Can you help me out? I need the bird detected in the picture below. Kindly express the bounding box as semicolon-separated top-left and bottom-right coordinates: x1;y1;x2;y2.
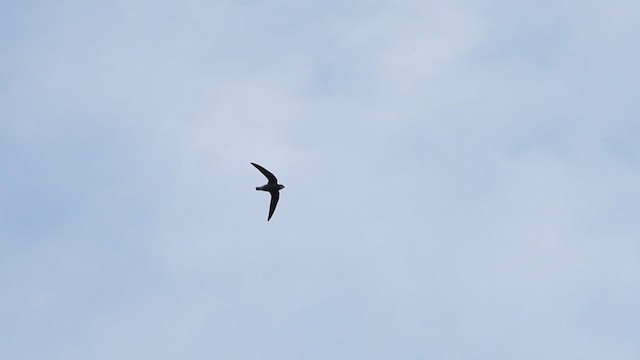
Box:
251;162;285;221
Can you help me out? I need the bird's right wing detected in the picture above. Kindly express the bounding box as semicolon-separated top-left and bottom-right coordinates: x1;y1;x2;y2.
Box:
251;162;278;184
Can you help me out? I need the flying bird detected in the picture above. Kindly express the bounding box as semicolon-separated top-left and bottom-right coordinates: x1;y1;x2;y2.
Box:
251;162;285;221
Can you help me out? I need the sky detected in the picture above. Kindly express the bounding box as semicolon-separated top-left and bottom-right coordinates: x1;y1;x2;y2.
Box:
1;0;639;359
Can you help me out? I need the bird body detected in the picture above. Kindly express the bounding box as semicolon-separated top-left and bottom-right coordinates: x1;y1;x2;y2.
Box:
251;162;285;221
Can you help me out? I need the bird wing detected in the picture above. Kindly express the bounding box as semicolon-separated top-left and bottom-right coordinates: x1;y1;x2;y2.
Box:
251;162;278;184
267;190;280;221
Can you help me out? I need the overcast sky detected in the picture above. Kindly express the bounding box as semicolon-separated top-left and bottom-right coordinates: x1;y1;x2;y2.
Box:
1;0;639;359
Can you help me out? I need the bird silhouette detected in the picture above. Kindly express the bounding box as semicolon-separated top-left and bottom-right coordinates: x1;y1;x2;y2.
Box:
251;162;285;221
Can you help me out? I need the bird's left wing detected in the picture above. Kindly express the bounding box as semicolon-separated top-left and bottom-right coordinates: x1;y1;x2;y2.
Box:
267;190;280;221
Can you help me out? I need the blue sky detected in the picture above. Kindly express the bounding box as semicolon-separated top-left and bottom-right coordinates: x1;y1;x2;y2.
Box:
1;0;639;359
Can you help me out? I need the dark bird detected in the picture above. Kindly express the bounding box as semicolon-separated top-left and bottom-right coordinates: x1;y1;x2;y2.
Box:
251;162;285;221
